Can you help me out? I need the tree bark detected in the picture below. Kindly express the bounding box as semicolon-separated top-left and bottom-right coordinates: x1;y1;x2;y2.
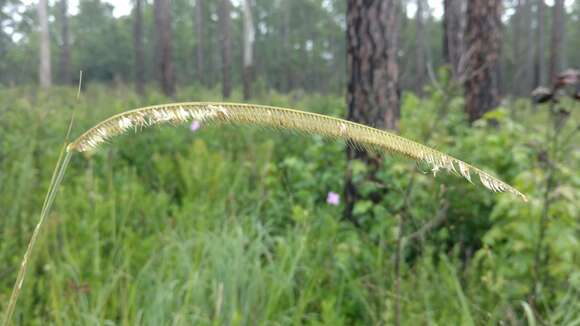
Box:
464;0;502;122
344;0;400;222
243;0;254;100
414;0;426;95
133;0;145;94
513;0;524;95
194;0;204;85
281;0;291;92
549;0;564;80
534;0;546;87
219;0;232;98
443;0;464;79
154;0;175;96
59;0;71;85
525;0;535;92
38;0;52;88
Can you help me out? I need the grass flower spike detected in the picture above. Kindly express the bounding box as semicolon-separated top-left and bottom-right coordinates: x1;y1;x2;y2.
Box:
67;102;527;201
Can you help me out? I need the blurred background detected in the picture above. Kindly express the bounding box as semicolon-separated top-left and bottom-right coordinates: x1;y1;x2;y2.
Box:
0;0;579;324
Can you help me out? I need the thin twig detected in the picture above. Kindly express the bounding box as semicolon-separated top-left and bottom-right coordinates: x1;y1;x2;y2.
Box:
405;199;449;244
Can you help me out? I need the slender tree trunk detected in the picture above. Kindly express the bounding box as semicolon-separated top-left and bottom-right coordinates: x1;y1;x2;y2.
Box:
464;0;502;122
535;0;546;87
344;0;400;221
133;0;145;94
243;0;254;100
513;0;524;95
195;0;204;85
525;0;535;93
154;0;175;96
549;0;564;80
282;0;291;92
38;0;51;88
59;0;71;85
414;0;426;95
443;0;464;79
219;0;232;98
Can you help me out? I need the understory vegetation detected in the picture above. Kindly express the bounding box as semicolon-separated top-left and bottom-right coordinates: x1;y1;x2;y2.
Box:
1;82;578;325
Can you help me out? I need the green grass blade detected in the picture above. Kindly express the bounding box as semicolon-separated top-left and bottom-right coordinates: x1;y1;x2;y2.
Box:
2;149;72;326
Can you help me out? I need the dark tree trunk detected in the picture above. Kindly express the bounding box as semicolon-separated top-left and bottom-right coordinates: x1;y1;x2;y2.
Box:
443;0;464;78
133;0;145;94
535;0;546;87
464;0;502;122
525;0;535;92
195;0;204;85
59;0;71;85
414;0;426;95
219;0;232;98
154;0;175;96
344;0;400;222
549;0;564;80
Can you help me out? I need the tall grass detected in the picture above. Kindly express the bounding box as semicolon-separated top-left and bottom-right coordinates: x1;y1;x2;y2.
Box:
2;86;574;324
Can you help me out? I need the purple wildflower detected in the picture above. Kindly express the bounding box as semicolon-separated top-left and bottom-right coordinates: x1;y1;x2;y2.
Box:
326;191;340;206
190;120;201;132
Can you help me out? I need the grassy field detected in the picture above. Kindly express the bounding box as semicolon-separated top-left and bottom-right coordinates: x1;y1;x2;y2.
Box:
0;84;579;325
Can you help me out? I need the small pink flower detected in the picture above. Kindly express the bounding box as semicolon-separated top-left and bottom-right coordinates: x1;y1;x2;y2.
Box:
190;120;201;132
326;191;340;206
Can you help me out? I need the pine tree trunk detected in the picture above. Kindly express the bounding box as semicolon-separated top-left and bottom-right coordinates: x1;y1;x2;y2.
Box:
38;0;52;88
281;1;291;92
219;0;232;98
415;0;426;95
549;0;564;80
464;0;502;122
134;0;145;94
513;0;524;95
525;0;535;92
195;0;204;85
535;0;545;86
59;0;71;85
344;0;400;222
243;0;254;100
154;0;175;96
443;0;464;78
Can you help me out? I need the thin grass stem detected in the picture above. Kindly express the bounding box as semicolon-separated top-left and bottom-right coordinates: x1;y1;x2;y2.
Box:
2;149;72;326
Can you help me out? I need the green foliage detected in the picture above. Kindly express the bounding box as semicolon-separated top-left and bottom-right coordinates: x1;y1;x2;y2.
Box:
1;85;579;324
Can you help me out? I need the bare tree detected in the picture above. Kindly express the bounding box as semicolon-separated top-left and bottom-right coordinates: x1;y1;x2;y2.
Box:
525;0;535;92
549;0;565;80
464;0;502;122
219;0;232;98
133;0;145;94
194;0;204;85
513;0;535;95
414;0;426;95
443;0;464;79
535;0;546;86
281;0;291;92
38;0;51;88
59;0;71;84
154;0;175;96
513;0;524;94
243;0;254;100
344;0;400;220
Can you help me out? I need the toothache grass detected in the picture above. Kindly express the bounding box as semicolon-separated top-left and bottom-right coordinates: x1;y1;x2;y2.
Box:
68;102;526;200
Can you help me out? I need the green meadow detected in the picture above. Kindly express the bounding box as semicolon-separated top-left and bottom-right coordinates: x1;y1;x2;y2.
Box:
1;84;579;325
